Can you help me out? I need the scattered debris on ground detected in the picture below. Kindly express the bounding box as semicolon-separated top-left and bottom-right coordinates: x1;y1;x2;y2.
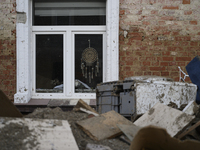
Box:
25;107;130;150
1;75;200;150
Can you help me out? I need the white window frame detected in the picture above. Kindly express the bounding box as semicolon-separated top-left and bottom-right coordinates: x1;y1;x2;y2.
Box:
15;0;119;103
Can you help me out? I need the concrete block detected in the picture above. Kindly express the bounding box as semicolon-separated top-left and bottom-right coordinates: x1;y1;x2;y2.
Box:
134;103;195;137
135;81;197;114
0;118;79;150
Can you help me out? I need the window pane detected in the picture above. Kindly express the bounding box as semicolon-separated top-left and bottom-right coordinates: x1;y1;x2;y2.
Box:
36;34;63;93
33;0;106;26
75;34;103;93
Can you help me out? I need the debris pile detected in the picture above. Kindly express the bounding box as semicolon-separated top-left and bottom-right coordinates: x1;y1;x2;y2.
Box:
1;78;200;149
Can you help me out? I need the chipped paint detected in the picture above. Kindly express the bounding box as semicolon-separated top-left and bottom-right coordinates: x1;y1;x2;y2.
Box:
135;81;197;114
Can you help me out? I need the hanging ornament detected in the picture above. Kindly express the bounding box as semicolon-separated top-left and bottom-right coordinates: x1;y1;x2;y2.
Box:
81;39;99;83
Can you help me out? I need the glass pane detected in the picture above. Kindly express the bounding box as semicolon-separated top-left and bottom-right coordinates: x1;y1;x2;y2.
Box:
75;34;103;93
33;0;106;26
36;34;63;93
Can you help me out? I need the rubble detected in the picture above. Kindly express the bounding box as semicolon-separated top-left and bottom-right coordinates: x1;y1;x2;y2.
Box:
117;124;141;142
1;85;200;150
76;110;133;141
134;103;195;137
25;107;130;150
74;99;98;114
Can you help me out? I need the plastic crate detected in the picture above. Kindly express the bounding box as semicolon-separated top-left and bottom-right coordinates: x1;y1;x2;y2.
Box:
96;81;123;114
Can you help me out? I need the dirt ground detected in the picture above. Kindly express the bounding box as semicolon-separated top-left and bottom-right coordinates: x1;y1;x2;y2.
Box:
24;107;130;150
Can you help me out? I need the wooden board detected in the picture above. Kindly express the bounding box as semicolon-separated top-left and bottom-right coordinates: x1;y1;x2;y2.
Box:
74;99;98;114
134;103;195;137
0;90;23;117
76;110;133;141
0;117;79;150
117;124;141;141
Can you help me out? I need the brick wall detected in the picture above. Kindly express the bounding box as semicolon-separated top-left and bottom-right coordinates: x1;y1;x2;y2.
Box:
119;0;200;81
0;0;199;100
0;0;16;101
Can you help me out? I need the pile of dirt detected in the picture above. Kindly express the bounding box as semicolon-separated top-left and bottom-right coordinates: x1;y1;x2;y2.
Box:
0;121;39;150
25;107;130;150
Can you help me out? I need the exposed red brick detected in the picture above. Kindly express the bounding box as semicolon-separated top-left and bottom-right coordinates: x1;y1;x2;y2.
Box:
3;81;10;86
162;57;174;61
134;71;143;76
151;10;158;15
143;21;150;25
190;42;198;46
160;62;169;66
143;62;151;66
120;10;125;15
161;72;169;76
163;6;179;10
175;36;191;41
126;71;134;77
150;67;165;71
128;36;143;43
154;41;162;46
184;10;192;15
176;57;191;61
128;32;143;37
152;62;159;66
152;72;161;76
160;16;176;21
183;0;190;4
144;72;152;75
190;21;198;25
126;61;133;65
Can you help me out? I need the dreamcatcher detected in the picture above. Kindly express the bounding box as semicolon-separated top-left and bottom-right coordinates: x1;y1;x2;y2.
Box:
81;39;99;83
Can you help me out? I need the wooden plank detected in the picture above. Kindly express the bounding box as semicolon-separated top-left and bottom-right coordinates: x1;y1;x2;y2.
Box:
129;126;200;150
0;90;23;117
0;117;79;150
117;124;141;142
76;110;133;141
74;99;98;114
74;107;99;116
134;103;195;137
178;121;200;139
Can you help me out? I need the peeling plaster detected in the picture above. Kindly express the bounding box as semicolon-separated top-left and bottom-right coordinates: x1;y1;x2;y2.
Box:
17;12;26;24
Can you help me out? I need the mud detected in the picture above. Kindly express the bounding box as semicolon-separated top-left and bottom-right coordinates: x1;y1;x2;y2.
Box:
0;122;39;150
25;107;130;150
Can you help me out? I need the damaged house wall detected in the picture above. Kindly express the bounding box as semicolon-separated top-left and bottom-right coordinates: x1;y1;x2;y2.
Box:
119;0;200;81
0;0;200;101
0;0;16;101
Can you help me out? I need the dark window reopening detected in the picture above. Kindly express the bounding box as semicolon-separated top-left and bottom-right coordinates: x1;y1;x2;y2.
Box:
33;0;106;26
75;34;103;93
36;34;63;93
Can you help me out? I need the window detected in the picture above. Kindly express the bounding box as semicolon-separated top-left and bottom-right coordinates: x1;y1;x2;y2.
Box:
33;0;106;26
15;0;119;103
